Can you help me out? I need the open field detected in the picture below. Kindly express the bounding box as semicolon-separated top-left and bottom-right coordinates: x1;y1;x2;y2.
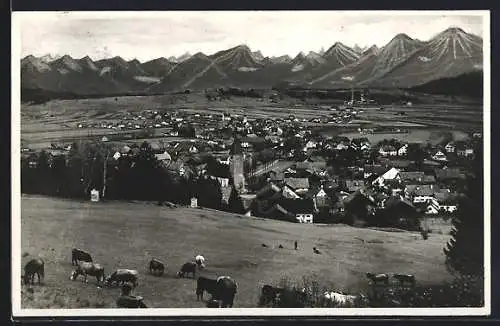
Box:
337;129;470;145
20;195;453;308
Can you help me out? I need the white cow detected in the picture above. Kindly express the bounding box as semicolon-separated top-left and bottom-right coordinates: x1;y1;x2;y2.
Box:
195;255;206;269
323;291;362;307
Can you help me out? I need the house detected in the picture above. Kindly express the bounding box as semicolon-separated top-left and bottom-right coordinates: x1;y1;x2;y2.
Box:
405;184;437;203
313;185;329;207
379;145;397;157
381;196;419;225
344;179;365;193
432;151;447;162
399;172;425;184
336;142;350;151
372;167;400;187
435;191;460;213
434;168;465;183
218;155;231;165
304;140;318;151
363;164;387;179
343;189;377;221
397;144;408;156
455;142;474;157
155;151;172;162
445;142;456;153
284;178;310;194
278;198;315;223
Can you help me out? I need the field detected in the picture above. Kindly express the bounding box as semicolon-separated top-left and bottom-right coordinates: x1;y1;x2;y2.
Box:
20;195;454;309
337;129;470;145
20;92;482;151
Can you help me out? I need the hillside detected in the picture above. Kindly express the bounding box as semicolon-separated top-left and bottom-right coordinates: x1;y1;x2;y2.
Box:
21;195;452;308
409;71;483;98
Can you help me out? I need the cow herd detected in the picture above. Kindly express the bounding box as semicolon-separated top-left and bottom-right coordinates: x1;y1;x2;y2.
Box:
23;248;238;308
22;247;417;309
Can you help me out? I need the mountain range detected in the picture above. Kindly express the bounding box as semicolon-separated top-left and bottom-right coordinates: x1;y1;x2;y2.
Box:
21;27;483;98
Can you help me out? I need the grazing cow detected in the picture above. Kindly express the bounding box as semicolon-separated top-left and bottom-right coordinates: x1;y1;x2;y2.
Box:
196;276;219;301
106;269;139;288
313;247;321;254
23;258;44;285
393;274;416;287
278;244;284;249
71;248;93;266
259;284;284;307
177;262;196;278
261;243;268;248
216;276;237;308
116;284;147;308
195;255;206;269
276;288;307;308
294;241;298;250
366;273;389;285
148;258;165;276
323;291;362;307
71;262;105;284
116;295;147;308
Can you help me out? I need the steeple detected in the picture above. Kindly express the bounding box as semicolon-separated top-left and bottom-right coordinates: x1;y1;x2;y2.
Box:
229;135;242;155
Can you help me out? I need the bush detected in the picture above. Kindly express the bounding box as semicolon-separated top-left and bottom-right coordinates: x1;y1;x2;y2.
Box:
257;275;484;308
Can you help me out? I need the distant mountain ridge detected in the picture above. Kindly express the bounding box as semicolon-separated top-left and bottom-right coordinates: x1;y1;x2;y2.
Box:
21;27;483;98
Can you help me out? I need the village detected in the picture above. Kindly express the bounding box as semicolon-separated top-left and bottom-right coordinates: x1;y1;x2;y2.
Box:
20;104;481;232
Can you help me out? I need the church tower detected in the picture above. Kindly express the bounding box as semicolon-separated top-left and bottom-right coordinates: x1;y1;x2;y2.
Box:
229;136;245;193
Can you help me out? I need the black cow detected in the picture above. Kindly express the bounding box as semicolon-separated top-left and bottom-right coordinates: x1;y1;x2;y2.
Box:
313;247;321;254
366;273;389;285
23;258;44;285
277;288;307;308
393;274;416;287
71;248;93;266
196;276;219;301
148;258;165;276
261;243;268;248
116;295;148;308
106;269;139;288
71;262;105;284
116;284;147;308
177;262;196;278
215;276;237;308
259;284;284;307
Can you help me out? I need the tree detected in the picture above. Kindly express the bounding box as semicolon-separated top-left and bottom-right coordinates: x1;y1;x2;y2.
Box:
36;150;52;194
443;145;483;277
228;187;245;214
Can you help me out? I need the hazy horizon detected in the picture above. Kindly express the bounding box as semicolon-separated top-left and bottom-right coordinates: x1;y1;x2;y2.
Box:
15;11;485;62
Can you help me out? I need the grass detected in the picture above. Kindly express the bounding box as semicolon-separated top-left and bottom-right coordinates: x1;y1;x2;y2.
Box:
20;195;453;308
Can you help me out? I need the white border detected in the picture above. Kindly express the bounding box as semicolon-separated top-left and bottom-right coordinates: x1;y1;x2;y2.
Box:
11;10;491;317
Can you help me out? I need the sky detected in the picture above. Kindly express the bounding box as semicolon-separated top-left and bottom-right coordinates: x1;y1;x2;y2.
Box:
15;11;485;62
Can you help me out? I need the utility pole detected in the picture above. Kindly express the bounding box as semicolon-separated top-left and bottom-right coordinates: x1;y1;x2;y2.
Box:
102;148;110;199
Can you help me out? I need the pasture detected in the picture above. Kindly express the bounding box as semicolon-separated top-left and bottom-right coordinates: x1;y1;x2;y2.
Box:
20;195;453;308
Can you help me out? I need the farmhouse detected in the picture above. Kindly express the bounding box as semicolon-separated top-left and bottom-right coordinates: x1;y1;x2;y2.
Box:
379;145;397;157
372;167;400;187
432;151;447;162
284;178;310;194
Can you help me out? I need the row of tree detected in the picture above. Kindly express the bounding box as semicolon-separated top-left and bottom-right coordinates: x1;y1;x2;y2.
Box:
21;141;225;209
